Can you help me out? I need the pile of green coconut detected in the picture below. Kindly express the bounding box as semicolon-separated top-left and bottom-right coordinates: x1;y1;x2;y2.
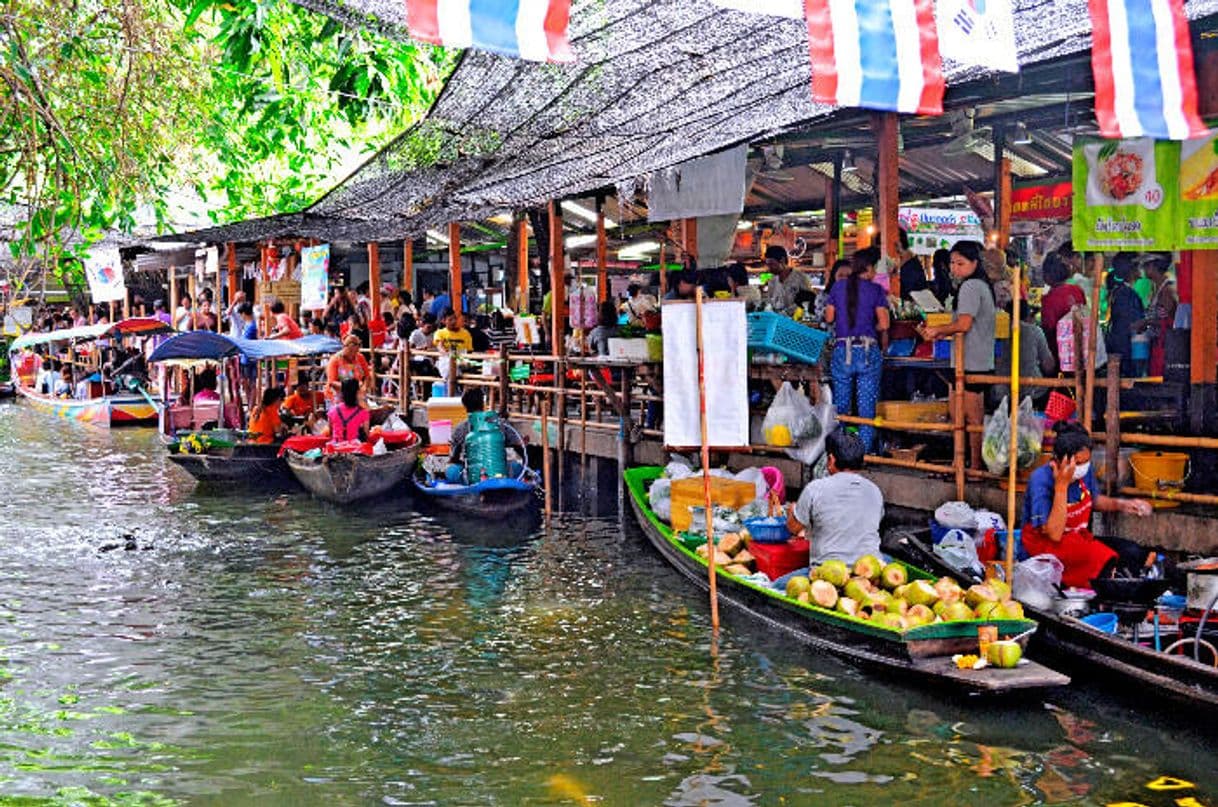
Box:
783;554;1025;631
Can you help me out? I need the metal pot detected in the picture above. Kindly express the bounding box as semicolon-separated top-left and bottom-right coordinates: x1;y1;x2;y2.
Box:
1187;570;1218;611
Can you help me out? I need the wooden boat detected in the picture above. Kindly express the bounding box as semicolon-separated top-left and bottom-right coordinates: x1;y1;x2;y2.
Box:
625;466;1070;693
7;317;174;427
167;441;292;486
885;528;1218;711
287;444;419;504
0;382;15;399
412;473;539;516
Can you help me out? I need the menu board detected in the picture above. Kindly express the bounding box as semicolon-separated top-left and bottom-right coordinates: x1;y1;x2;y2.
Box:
663;299;748;448
897;207;985;255
1179;132;1218;248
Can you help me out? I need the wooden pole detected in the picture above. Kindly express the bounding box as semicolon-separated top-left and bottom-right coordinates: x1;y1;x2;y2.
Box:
368;242;381;317
448;223;463;314
548;201;565;352
658;244;668;297
695;286;720;633
1105;359;1121;498
1083;253;1102;430
541;398;552;521
997;157;1013;250
683;217;698;262
1004;262;1022;583
873;112;901;262
824;154;840;268
518;216;530;312
226;242;238;308
399;342;409;414
953;333;966;500
498;343;511;417
596;199;608;304
168;267;179;328
403;240;415;302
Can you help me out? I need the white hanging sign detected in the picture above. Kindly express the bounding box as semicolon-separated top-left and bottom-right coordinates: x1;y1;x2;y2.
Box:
663;299;749;448
83;247;126;303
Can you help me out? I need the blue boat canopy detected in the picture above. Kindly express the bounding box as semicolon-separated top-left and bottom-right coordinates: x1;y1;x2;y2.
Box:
148;332;341;363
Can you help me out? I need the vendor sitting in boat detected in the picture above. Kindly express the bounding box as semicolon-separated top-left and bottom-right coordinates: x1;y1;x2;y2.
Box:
326;378;370;444
786;429;883;565
1021;422;1152;589
325;335;371;409
248;387;288;444
445;388;526;483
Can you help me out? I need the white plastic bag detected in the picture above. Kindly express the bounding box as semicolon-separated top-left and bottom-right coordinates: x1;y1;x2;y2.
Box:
384;413;409;431
934;528;984;578
372;438;387;456
649;477;673;523
934;501;977;530
786;383;837;466
1013;554;1065;610
733;466;769;504
762;382;815;448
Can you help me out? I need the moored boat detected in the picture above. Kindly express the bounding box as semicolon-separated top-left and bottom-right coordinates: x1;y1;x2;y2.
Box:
286;443;419;505
412;473;540;516
885;528;1218;711
625;466;1070;694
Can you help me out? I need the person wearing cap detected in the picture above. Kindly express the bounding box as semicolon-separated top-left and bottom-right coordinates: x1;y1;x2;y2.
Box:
325;334;371;409
763;244;811;315
1134;252;1177;377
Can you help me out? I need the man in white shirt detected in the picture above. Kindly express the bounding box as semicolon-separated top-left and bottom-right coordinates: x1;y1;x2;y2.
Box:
763;245;812;314
786;429;884;566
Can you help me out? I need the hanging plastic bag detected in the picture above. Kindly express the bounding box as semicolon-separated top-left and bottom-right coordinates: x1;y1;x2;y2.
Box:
933;528;984;578
981;396;1012;474
1014;396;1045;470
762;382;815;448
1012;554;1065;610
786;383;837;466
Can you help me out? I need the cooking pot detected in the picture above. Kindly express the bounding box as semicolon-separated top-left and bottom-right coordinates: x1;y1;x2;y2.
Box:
1089;576;1170;605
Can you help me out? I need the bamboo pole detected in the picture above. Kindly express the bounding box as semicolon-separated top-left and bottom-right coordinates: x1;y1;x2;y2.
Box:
953;333;966;499
449;223;463;314
695;286;720;633
541;398;552;521
1105;360;1121;498
1005;263;1022;583
518;216;530;311
368;242;381;318
596;199;608;304
403;240;414;301
398;342;409;414
1118;487;1218;507
1083;253;1102;430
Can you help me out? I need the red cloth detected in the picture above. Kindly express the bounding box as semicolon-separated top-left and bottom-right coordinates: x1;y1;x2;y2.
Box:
1021;479;1116;589
749;538;811;581
369;317;387;349
278;434;328;457
324;440;372;455
1041;284;1086;356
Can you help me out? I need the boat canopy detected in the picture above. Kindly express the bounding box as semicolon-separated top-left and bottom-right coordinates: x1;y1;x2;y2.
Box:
8;317;174;351
148;331;342;363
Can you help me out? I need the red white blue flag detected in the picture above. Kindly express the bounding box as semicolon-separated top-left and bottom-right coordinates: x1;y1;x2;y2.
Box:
405;0;573;63
1088;0;1206;140
804;0;944;115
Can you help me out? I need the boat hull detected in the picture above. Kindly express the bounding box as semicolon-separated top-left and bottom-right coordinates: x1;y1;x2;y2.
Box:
15;385;157;427
886;529;1218;710
411;476;538;516
625;467;1068;693
286;448;417;505
167;444;292;486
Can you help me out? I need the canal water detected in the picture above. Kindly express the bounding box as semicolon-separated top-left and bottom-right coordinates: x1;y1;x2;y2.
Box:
0;403;1215;806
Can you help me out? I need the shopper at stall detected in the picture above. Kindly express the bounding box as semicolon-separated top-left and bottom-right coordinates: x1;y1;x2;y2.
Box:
663;270;698;301
173;295;194;332
824;246;889;452
434;309;474;353
930;248;953;304
786;429;883;566
587;301;620;357
1105;257;1144;377
622;283;658;326
1039;253;1085;363
1135;252;1177;377
897;229;928;301
267;300;303;340
992;304;1055;407
1021;422;1152;588
248;387;288;444
763;245;811;314
918;240;995;470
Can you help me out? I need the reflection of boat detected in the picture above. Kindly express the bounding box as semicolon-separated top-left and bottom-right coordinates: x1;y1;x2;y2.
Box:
626;466;1070;694
0;382;14;399
287;445;419;505
8;318;173;427
886;529;1218;713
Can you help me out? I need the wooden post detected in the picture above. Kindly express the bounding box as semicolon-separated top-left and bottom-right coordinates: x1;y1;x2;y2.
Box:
403;240;415;302
168;267;179;328
596;198;609;304
997;158;1013;250
1190;251;1218;433
368;242;381;317
448;223;463;315
399;342;409;414
873;113;901;262
695;287;720;632
227;242;238;308
824;154;840;268
498;343;511;417
541;398;552;521
1083;253;1102;430
953;333;966;500
1004;262;1022;583
658;244;668;297
682;217;698;262
548;201;565;352
1105;360;1121;498
518;216;531;311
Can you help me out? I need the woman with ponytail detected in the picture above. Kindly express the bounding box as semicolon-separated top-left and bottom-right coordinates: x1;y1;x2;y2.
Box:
824;246;889;452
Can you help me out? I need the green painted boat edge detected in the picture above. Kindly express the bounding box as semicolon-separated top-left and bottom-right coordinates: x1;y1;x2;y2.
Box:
623;466;1036;644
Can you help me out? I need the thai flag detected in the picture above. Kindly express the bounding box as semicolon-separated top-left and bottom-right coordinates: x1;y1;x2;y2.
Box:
405;0;574;63
804;0;944;115
1088;0;1206;139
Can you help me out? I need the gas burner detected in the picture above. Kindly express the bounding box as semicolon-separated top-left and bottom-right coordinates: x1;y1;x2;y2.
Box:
1104;601;1151;626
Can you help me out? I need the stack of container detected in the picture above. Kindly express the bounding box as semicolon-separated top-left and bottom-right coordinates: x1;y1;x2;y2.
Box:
426;396;468;446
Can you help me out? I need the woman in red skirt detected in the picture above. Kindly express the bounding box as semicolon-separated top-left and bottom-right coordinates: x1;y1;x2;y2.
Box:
1021;423;1153;589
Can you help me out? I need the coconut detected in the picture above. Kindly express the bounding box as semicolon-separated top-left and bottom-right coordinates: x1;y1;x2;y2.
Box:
893;583;910;600
941;601;976;622
888;598;910;615
874;612;906;631
844;578;873;604
996;600;1025;620
785;576;812;599
853;554;883;583
796;590;810;604
985;640;1023;668
880;563;908;591
974;600;1002;620
965;583;999;609
815;559;850;588
868;590;894;610
810;579;839;609
724;563;751;577
905;579;939;607
932;600;950;616
934;577;964;602
695;544;732;566
733;550;756;570
836;596;860;617
906;604;935;626
988;579;1012;602
717;532;744;557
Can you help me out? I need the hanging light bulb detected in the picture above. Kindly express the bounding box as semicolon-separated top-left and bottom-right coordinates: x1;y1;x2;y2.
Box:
1011;121;1032;145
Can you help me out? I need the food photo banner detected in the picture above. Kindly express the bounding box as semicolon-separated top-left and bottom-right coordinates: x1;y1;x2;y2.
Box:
1072;132;1218;251
896;207;985;254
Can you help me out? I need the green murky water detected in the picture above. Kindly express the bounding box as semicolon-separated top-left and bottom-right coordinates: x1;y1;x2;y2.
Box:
0;403;1214;805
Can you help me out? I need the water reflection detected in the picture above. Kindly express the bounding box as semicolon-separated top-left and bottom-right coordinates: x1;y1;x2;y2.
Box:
0;403;1214;804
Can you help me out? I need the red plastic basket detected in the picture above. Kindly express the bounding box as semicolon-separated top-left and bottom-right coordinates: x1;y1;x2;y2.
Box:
1045;391;1076;422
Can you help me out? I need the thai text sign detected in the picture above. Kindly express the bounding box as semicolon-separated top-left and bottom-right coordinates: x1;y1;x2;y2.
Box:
1011;182;1072;221
897;207;985;255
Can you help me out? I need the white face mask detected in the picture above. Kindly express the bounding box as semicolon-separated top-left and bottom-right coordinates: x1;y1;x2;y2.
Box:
1072;461;1090;481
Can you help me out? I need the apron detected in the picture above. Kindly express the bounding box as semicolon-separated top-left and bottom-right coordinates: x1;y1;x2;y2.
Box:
1022;479;1117;589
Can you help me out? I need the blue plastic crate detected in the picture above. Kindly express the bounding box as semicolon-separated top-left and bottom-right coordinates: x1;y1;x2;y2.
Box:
747;312;830;364
743;516;790;544
933;339;952;360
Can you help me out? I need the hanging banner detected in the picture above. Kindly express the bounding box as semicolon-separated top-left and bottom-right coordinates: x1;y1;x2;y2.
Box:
663;300;749;448
1072;137;1178;250
1179;130;1218;247
83;247;126;303
300;245;331;312
896;207;985;254
1011;181;1073;221
936;0;1019;73
404;0;573;63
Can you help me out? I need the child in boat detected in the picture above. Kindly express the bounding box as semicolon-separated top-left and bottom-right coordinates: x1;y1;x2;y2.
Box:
53;366;73;398
327;378;370;443
247;387;287;444
786;429;884;566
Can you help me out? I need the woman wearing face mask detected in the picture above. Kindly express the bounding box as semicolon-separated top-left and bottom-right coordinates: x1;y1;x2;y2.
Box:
1021;423;1153;588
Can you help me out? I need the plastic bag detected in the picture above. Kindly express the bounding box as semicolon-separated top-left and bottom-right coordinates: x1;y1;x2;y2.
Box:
982;396;1044;474
733;467;769;504
933;528;984;578
649;478;673;523
1058;305;1106;372
786;383;837;466
934;501;977;530
1012;554;1065;610
762;382;815;447
372;438;387;456
384;413;409;432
